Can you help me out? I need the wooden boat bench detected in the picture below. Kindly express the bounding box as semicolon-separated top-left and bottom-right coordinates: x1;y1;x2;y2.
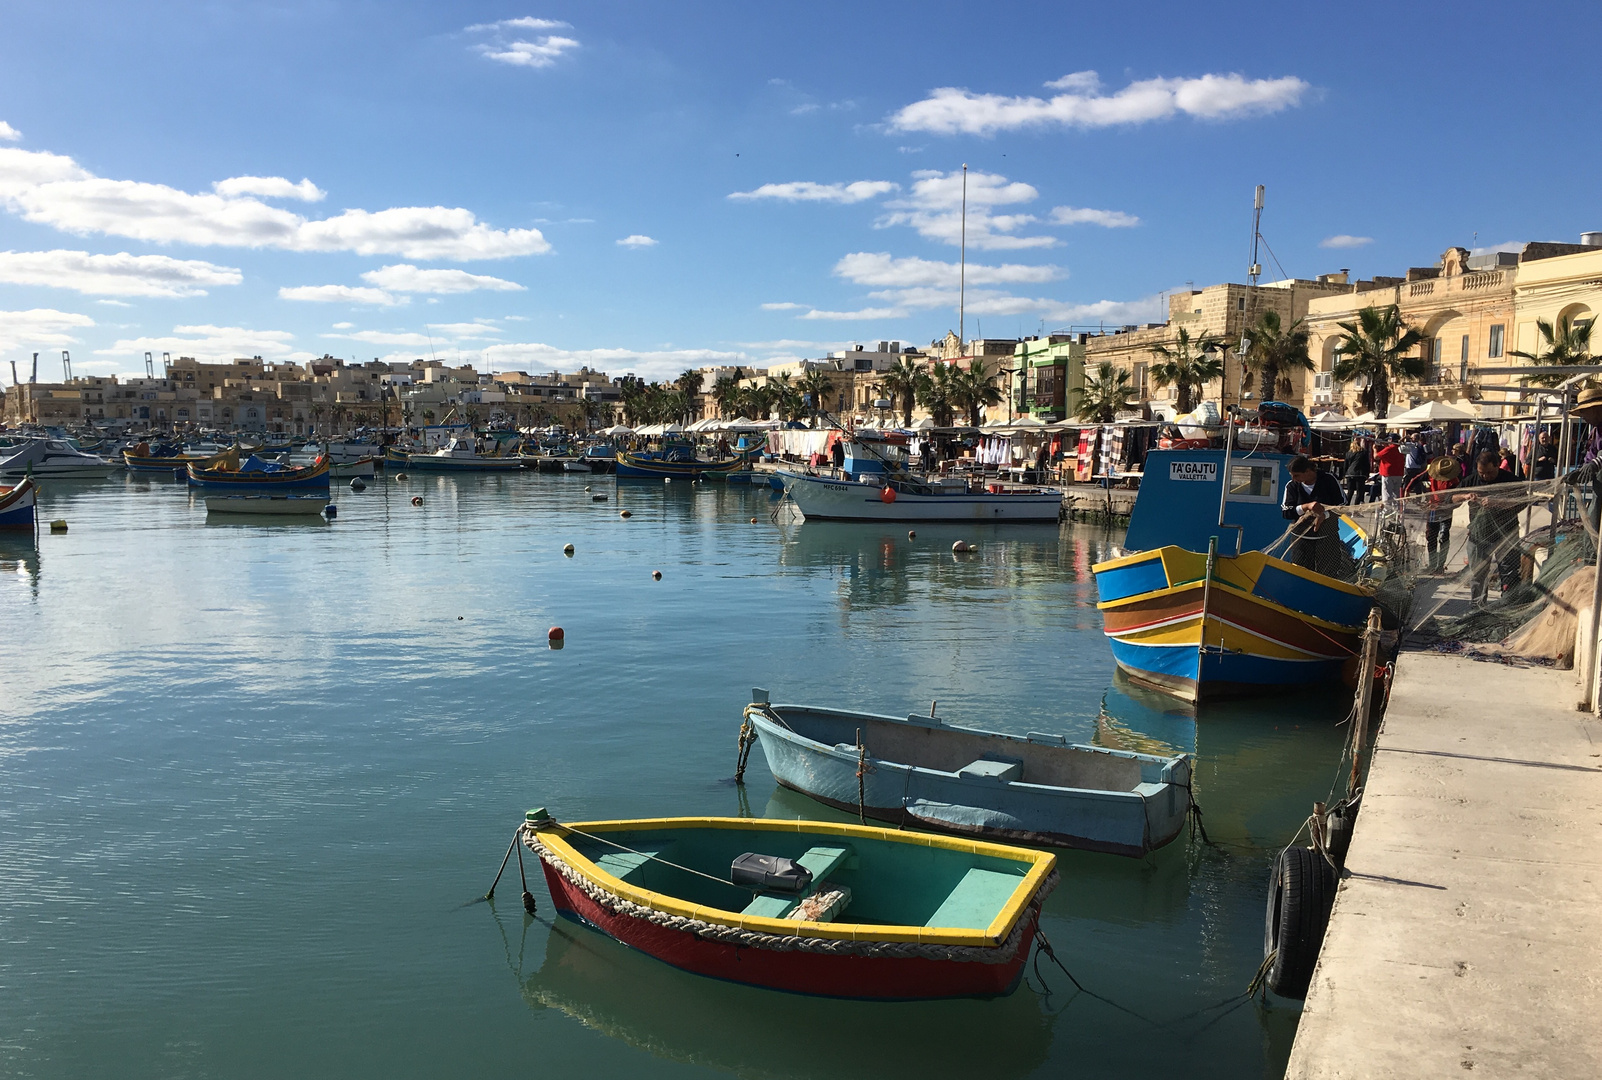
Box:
595;848;665;882
741;844;854;922
925;867;1026;929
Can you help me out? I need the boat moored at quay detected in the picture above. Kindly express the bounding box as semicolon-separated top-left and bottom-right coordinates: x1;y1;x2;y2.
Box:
0;439;120;480
739;693;1192;857
0;476;37;529
1091;409;1375;703
187;455;331;492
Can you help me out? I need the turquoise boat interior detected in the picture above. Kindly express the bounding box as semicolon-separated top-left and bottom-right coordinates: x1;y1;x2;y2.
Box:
565;824;1038;932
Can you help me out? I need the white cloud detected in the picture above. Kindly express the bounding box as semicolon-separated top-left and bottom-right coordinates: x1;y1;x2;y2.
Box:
467;17;579;69
799;306;908;321
360;263;524;294
323;321;501;348
728;180;899;204
96;298;132;307
280;284;403;306
878;169;1055;250
332;321;354;329
0;145;550;260
0;307;95;351
617;234;658;247
833;252;1060;289
478;342;745;382
0;249;242;297
0;122;20;142
325;328;433;347
95;323;303;362
1048;205;1140;228
1320;234;1373;249
424;321;502;339
761;301;804;310
889;71;1309;135
213;176;325;202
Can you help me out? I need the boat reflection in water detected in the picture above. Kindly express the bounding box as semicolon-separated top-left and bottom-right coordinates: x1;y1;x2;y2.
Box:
0;532;41;596
1094;671;1351;847
498;911;1052;1080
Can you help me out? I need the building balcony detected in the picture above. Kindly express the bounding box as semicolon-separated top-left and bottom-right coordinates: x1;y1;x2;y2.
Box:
1404;269;1508;300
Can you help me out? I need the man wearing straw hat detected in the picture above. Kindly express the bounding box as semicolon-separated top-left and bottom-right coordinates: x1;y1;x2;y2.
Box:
1421;454;1461;574
1559;385;1602;532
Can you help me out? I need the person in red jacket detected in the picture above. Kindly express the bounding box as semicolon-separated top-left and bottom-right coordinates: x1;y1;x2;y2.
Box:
1373;434;1405;502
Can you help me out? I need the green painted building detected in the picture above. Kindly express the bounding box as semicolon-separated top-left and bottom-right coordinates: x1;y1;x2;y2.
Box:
1011;336;1086;422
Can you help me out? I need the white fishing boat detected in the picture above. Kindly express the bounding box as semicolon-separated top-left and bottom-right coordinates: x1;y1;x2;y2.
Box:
779;432;1060;523
329;456;377;478
561;459;593;473
0;439;119;479
204;494;331;515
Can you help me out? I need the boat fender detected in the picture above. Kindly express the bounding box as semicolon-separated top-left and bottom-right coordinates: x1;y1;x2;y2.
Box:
880;486;897;503
619;509;632;518
349;478;366;492
1323;792;1360;869
563;543;575;556
322;504;337;519
652;570;662;580
1263;845;1337;999
411;496;423;507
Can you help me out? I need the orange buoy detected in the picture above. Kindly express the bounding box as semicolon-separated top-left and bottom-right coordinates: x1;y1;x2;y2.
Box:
880;486;897;504
411;495;423;506
548;627;564;642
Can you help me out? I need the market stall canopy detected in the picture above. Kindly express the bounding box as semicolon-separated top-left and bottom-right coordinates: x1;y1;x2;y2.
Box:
601;424;633;435
1382;400;1482;425
912;417;937;430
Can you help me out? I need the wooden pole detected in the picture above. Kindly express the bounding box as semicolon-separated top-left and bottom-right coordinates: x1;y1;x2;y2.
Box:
1349;607;1383;796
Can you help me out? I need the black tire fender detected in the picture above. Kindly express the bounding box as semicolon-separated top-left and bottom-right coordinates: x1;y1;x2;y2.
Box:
1263;845;1337;999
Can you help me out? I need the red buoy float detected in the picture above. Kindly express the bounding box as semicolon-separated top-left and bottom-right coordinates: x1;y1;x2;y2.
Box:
548;627;564;642
880;486;897;504
411;495;423;506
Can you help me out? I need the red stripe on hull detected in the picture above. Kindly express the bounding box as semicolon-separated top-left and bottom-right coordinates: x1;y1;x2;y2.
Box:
540;862;1034;1000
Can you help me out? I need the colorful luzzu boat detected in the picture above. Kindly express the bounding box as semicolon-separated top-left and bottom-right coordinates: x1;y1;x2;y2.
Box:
1091;436;1374;703
615;441;748;479
516;810;1056;999
123;444;238;473
0;477;36;529
187;454;330;492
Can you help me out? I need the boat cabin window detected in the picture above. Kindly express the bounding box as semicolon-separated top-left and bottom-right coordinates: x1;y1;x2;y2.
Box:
1226;462;1278;502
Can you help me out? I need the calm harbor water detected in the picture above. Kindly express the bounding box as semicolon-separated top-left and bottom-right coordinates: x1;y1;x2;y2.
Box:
0;472;1348;1079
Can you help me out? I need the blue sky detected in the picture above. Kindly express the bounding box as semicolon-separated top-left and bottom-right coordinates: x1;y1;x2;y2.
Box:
1;0;1596;382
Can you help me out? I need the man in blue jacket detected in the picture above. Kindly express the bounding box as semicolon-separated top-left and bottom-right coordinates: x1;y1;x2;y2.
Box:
1281;455;1347;571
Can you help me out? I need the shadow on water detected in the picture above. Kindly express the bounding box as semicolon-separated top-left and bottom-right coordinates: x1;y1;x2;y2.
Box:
498;912;1053;1080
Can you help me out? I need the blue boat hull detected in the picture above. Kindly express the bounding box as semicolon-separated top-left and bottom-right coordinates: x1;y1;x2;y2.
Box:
750;703;1190;857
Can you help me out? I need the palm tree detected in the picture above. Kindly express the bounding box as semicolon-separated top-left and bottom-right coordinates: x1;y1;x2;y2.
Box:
796;368;835;428
330;402;348;436
711;374;741;418
1332;305;1425;418
1245;310;1313;402
1509;313;1595;387
879;356;929;428
916;362;960;427
1147;328;1223;414
768;373;802;422
951;364;1004;427
674;369;704;420
1072;362;1136;423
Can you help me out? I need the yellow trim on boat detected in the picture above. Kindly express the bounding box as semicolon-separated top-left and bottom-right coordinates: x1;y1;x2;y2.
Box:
1097;576;1363;635
534;815;1056;948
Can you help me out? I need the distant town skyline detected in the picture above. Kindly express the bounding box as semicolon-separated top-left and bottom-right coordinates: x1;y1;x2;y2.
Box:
2;0;1598;382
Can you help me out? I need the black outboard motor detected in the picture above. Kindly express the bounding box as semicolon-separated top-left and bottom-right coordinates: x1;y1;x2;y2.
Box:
731;853;812;893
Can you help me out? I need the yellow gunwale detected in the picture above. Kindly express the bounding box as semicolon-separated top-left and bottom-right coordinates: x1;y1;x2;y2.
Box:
533;815;1055;949
1097;576;1365;634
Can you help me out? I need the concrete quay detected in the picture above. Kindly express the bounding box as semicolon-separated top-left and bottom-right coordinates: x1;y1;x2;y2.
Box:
1285;651;1602;1078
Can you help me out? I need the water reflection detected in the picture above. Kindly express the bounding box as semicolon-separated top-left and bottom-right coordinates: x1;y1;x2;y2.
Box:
498;913;1052;1080
0;533;40;596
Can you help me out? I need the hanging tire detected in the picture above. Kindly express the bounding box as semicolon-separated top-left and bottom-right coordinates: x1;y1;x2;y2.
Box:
1263;845;1337;999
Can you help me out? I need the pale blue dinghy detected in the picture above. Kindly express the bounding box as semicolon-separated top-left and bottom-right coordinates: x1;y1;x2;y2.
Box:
742;692;1193;858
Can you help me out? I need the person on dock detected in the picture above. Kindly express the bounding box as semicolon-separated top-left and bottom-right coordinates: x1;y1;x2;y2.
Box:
1342;437;1370;505
1421;455;1461;574
1402;432;1428;490
1531;429;1558;481
1281;455;1347;572
1454;451;1521;603
1374;435;1405;502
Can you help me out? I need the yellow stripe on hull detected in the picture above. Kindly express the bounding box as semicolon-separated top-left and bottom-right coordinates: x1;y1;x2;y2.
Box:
1111;614;1339;661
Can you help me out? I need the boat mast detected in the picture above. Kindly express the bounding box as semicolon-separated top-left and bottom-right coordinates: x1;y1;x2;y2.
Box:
1238;185;1264;405
958;164;967;346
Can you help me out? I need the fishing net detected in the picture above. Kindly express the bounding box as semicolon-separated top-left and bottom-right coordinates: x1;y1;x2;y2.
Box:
1259;472;1597;666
